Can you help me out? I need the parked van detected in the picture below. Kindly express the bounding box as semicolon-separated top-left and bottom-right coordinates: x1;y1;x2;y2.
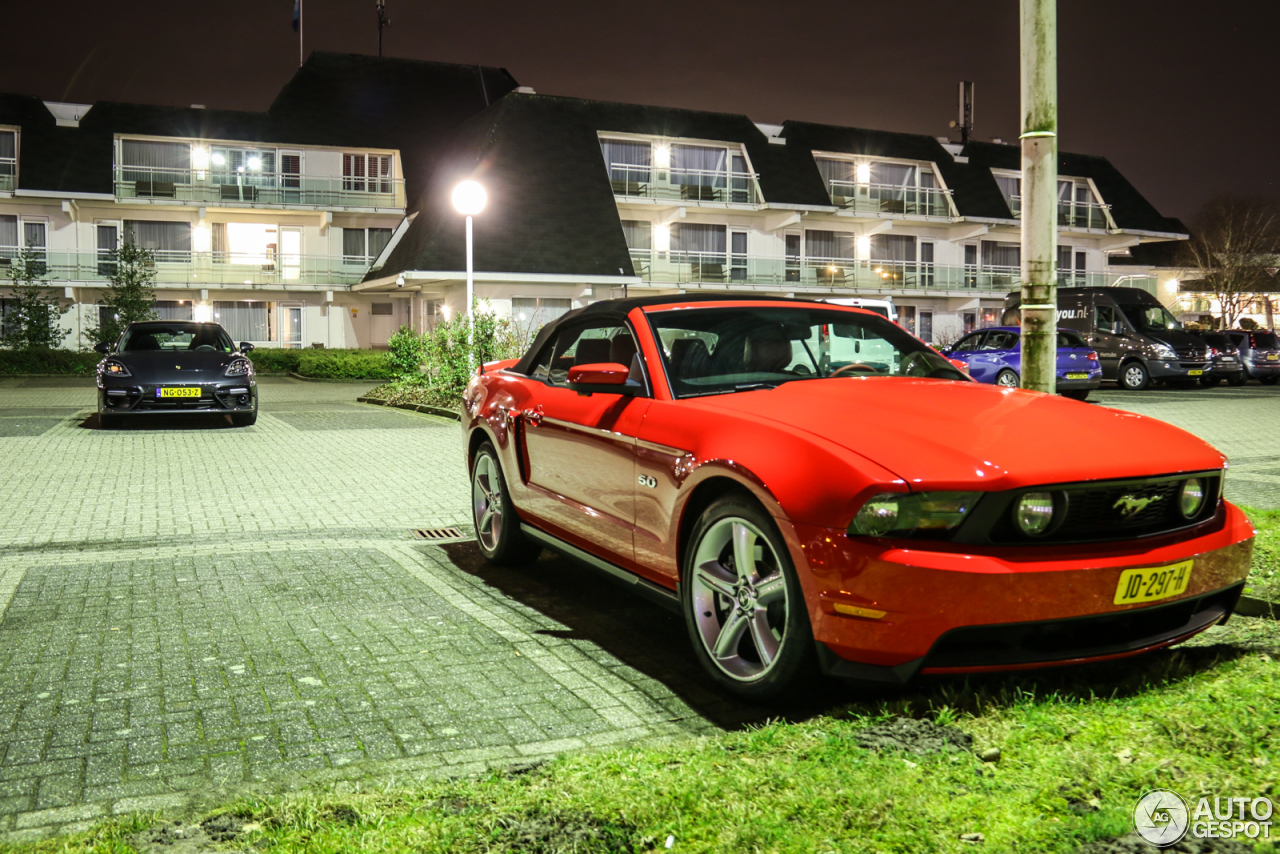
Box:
1002;287;1210;390
823;297;897;323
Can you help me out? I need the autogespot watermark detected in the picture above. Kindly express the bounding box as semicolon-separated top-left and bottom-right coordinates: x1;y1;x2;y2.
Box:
1133;788;1275;846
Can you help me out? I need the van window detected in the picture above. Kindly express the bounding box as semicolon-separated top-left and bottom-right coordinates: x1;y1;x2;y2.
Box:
1117;303;1181;332
1095;305;1118;333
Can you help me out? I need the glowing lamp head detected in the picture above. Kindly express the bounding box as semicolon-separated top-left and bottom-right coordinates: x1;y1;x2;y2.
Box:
191;147;210;169
855;162;872;184
451;180;487;216
247;156;262;171
211;152;226;166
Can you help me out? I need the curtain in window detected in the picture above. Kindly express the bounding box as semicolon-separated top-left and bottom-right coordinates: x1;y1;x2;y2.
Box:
0;215;16;249
121;140;190;183
621;221;651;250
868;162;915;188
671;145;726;188
870;235;916;263
671;223;726;256
23;222;46;250
804;230;855;260
0;131;14;159
213;301;269;342
994;175;1020;202
124;221;191;258
600;141;651;183
211;223;227;262
815;158;855;188
153;300;194;321
981;240;1020;269
342;228;367;262
368;228;393;260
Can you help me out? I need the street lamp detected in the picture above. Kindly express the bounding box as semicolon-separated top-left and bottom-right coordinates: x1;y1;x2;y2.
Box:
451;180;487;358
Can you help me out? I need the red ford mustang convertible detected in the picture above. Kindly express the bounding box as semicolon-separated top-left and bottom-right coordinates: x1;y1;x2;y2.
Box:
461;296;1254;700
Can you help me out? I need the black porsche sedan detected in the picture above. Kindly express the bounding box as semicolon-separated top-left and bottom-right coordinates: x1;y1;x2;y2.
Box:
95;320;258;428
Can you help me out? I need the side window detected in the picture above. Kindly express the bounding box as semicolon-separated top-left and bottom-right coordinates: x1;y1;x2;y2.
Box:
1095;305;1116;332
955;332;984;351
535;321;636;387
984;331;1017;350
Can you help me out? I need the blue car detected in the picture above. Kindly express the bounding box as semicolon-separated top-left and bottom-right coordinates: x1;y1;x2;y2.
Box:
942;326;1102;400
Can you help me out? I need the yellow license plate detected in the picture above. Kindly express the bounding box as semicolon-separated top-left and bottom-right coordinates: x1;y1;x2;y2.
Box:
1114;560;1193;605
1187;370;1203;376
1268;354;1279;361
1065;372;1089;380
158;387;201;398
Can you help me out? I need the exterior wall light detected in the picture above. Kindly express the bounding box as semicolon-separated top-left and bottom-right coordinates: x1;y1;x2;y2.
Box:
654;145;671;168
247;156;262;171
1165;278;1179;294
191;147;210;169
211;152;226;166
653;223;671;253
856;235;871;260
856;162;872;184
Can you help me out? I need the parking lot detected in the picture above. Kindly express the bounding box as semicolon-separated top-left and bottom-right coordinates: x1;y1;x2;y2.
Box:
0;376;1278;841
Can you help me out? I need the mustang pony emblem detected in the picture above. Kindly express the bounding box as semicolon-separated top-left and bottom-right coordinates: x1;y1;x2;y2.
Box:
1114;494;1161;518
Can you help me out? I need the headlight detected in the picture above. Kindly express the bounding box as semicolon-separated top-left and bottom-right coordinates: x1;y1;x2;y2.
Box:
1179;478;1206;518
849;491;982;538
1154;343;1176;360
1014;492;1056;536
224;359;253;377
101;360;131;377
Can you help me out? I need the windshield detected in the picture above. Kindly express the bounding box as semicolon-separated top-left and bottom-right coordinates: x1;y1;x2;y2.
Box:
647;306;967;398
1202;333;1233;349
121;324;234;353
1117;303;1182;332
1252;331;1280;350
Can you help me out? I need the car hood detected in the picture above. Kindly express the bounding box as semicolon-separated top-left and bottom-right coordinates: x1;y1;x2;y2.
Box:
690;378;1225;490
110;350;240;383
1145;328;1208;354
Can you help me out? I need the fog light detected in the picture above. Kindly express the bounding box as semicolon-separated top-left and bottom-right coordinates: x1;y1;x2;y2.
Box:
1015;492;1055;536
1180;478;1205;518
237;395;248;405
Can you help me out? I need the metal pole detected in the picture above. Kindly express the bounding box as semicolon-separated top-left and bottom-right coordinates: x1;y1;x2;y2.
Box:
466;213;475;364
298;0;304;67
1019;0;1058;393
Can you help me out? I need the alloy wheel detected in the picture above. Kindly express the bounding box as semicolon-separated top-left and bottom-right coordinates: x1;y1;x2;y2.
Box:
690;517;789;681
472;452;503;552
996;370;1019;387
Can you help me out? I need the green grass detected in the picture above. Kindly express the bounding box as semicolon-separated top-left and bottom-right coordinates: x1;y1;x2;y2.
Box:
1244;506;1280;603
7;628;1278;854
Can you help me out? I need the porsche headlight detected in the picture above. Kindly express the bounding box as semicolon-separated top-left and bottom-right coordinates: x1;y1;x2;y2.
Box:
849;491;982;539
102;360;131;377
224;359;253;377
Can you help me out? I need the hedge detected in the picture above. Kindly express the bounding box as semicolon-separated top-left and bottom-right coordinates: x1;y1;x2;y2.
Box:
0;347;392;379
0;349;100;375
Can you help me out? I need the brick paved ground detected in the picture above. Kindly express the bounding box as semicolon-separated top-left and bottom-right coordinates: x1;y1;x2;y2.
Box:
0;376;1277;842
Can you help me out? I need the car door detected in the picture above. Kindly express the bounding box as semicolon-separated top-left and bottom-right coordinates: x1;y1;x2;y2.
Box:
1088;300;1125;379
517;318;651;566
980;330;1020;379
947;331;986;370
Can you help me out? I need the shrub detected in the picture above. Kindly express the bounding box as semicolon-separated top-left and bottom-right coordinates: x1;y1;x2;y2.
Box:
246;349;304;374
297;349;394;379
0;349;100;375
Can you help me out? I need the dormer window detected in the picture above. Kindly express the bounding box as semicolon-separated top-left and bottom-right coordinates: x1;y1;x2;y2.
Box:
600;136;757;204
0;130;15;191
1058;179;1109;229
816;156;948;217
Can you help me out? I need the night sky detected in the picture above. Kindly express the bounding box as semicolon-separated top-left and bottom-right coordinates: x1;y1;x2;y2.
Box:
6;0;1277;224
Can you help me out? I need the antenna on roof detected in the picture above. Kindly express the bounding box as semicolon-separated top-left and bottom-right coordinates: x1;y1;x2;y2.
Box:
376;1;391;57
948;81;974;145
478;65;489;106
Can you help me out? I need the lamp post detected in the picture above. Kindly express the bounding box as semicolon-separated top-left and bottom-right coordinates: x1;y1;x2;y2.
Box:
450;180;487;359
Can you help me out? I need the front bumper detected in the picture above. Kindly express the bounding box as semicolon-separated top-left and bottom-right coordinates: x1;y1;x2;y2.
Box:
1147;359;1212;381
791;502;1255;682
99;381;257;414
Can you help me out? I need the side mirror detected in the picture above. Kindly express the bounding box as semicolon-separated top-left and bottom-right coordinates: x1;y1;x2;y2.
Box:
940;347;953;357
94;342;112;355
567;362;642;396
239;342;255;353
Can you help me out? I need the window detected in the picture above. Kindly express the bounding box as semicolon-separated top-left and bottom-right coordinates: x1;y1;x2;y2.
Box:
804;230;855;260
343;153;393;193
621;220;651;250
120;140;191;189
671;144;727;191
0;214;16;260
527;321;637;386
342;227;393;265
121;322;232;352
124;220;191;261
870;234;917;285
994;174;1021;208
512;297;573;332
97;223;119;276
213;301;270;341
280;152;301;189
154;300;194;321
920;241;935;287
980;240;1020;270
963;312;976;334
918;310;934;343
0;130;14;188
785;234;801;282
601;140;651;187
371;303;394;315
222;223;278;266
211;147;277;189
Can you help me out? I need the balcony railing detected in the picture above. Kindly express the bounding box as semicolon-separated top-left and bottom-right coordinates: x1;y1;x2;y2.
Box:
114;166;406;210
1005;195;1112;229
826;181;952;217
0;250;370;286
607;164;759;204
629;250;1141;292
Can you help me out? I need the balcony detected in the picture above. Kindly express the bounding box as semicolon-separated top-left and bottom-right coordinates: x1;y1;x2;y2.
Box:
114;167;406;210
0;250;370;287
629;250;1141;292
826;181;952;218
1005;196;1112;230
606;164;759;205
0;160;14;193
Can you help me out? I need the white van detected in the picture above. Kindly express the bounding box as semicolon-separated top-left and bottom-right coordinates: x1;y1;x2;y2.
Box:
821;297;897;324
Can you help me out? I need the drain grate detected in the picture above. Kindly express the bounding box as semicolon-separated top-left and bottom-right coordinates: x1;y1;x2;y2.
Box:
412;526;466;541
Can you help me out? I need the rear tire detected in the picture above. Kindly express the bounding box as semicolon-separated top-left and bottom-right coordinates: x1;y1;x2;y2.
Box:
1261;376;1279;386
995;369;1020;388
1227;374;1247;387
1199;376;1221;388
1118;361;1149;391
682;493;817;701
471;441;541;566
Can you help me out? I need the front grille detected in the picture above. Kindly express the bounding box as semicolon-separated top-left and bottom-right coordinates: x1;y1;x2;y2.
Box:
956;471;1222;546
1174;346;1206;359
923;583;1242;669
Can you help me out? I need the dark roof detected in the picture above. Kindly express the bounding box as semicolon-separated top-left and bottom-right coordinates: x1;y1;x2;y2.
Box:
2;52;518;200
377;93;827;280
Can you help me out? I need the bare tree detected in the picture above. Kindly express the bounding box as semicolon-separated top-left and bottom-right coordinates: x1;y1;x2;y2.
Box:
1180;196;1280;330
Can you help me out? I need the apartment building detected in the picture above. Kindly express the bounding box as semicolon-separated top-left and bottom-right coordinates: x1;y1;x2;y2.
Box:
2;53;1186;349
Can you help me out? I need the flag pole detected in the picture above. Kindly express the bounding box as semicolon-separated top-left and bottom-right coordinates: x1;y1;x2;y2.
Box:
298;0;304;67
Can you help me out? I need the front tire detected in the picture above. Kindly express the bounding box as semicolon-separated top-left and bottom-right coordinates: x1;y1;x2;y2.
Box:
1199;375;1222;388
232;408;258;426
1061;389;1090;401
995;369;1020;388
471;441;541;566
1227;373;1247;387
1119;361;1149;391
682;494;816;701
